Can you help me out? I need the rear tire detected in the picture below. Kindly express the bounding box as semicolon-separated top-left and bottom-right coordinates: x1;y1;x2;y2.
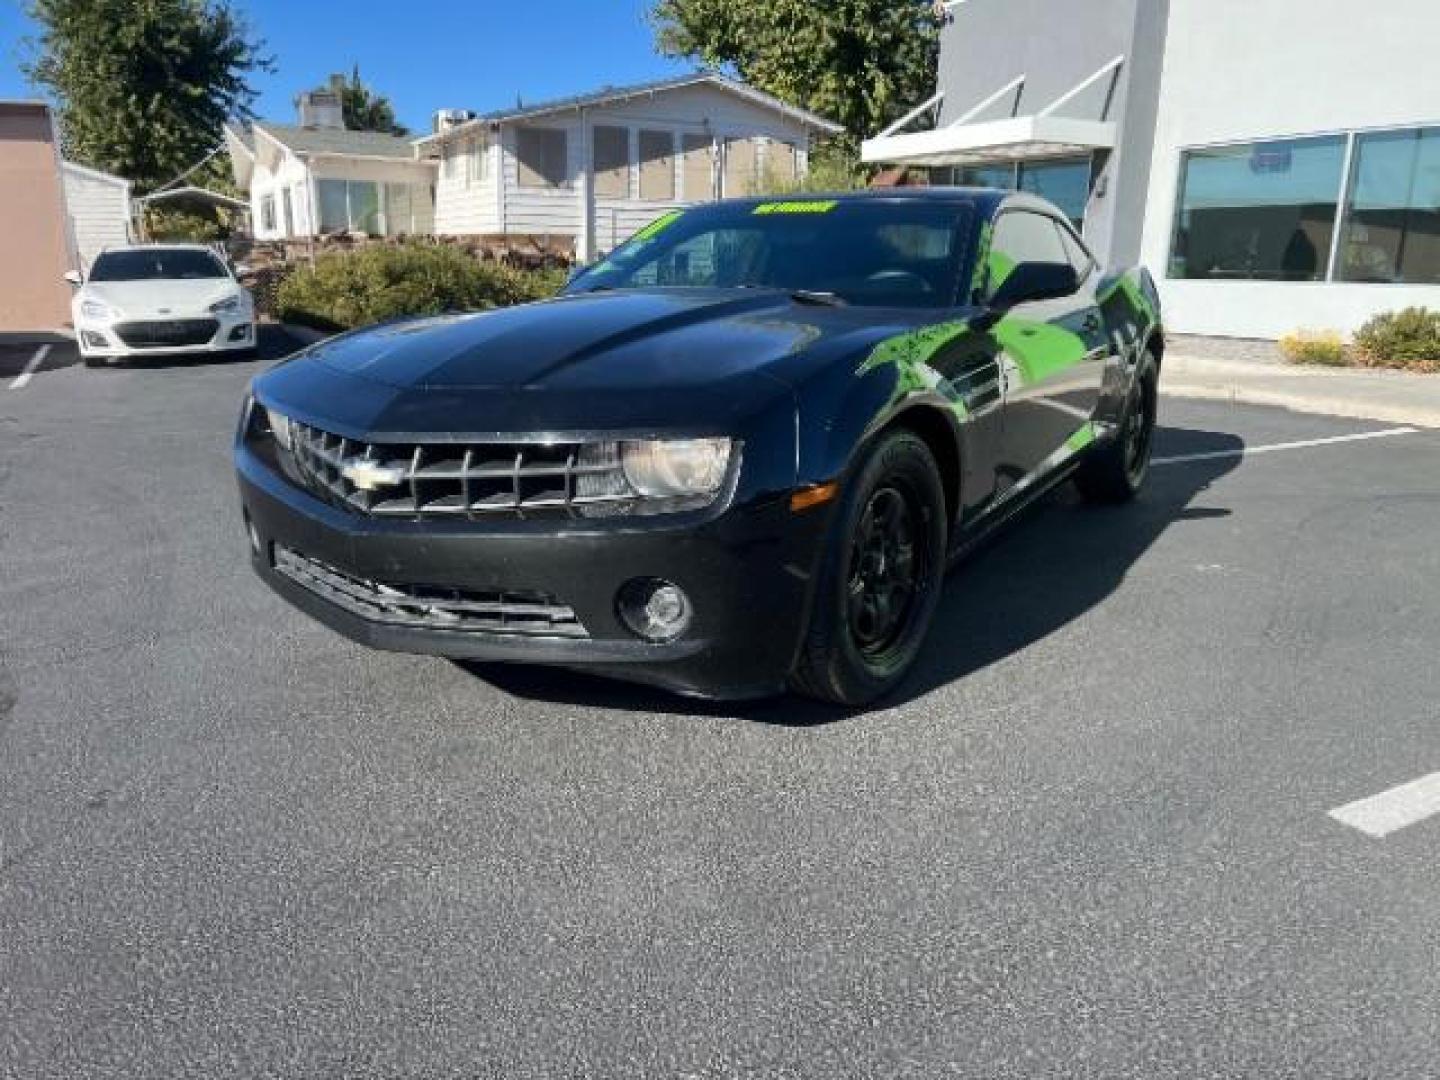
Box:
1075;350;1158;504
789;431;947;707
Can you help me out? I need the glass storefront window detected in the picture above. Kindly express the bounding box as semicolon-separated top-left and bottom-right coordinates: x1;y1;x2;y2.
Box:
1017;158;1092;230
1169;135;1347;281
953;158;1092;229
1338;126;1440;285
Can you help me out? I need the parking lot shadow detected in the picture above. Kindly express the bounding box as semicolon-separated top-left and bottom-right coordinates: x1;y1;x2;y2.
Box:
465;425;1244;724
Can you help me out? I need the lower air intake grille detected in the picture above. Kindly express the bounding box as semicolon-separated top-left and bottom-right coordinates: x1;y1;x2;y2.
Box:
114;319;219;348
274;545;588;638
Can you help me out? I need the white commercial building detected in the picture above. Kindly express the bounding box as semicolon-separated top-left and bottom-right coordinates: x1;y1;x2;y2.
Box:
863;0;1440;339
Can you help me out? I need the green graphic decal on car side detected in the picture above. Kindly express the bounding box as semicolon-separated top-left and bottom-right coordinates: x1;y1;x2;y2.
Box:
857;322;973;417
1065;421;1100;453
752;200;838;215
993;318;1087;386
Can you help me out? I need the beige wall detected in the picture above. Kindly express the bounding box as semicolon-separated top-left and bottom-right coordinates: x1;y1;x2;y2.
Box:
0;103;74;331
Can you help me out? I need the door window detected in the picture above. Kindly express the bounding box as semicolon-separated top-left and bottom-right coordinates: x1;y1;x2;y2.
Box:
986;210;1069;299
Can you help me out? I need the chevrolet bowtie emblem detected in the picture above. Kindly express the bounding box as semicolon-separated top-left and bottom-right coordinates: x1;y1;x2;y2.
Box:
341;458;407;491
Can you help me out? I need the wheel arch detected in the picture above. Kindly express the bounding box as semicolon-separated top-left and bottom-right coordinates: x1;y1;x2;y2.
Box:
870;401;964;531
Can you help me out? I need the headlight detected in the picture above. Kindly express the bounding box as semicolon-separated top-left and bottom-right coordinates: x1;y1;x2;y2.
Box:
209;295;243;315
80;299;112;320
621;438;731;497
264;405;294;451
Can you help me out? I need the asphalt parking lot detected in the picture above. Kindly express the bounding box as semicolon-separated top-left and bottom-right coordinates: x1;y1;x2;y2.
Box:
3;331;1440;1077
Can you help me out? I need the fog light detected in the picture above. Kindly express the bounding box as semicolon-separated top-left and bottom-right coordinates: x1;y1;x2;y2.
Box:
81;330;108;349
617;578;692;642
229;324;251;342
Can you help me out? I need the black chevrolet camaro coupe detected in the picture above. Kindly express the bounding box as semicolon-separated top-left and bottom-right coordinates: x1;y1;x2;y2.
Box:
236;189;1162;705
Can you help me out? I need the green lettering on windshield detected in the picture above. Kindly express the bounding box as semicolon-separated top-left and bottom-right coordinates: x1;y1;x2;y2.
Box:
752;200;838;215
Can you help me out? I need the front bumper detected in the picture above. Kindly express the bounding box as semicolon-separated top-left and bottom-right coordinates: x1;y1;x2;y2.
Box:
236;443;828;700
76;315;255;358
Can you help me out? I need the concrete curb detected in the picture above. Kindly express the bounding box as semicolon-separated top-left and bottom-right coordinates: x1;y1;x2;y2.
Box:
1161;353;1440;429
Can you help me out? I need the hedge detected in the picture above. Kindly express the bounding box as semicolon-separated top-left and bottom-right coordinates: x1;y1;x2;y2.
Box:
276;243;566;332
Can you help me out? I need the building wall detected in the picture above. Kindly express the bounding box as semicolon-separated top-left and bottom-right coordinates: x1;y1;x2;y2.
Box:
249;145;312;241
432;84;817;254
1139;0;1440;337
0;102;74;331
62;163;131;270
935;0;1163;263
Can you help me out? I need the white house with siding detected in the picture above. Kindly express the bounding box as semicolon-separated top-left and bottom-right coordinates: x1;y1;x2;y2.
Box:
413;73;843;260
60;160;131;269
225;79;436;241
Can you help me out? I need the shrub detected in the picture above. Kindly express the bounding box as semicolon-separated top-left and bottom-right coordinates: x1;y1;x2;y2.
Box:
276;243;564;332
1352;307;1440;372
1278;329;1347;366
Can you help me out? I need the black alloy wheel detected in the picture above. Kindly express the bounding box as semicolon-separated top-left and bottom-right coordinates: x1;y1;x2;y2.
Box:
1075;349;1159;504
791;430;947;706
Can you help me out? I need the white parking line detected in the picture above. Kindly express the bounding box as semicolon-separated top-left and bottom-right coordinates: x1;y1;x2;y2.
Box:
1152;426;1419;466
8;344;52;390
1330;772;1440;838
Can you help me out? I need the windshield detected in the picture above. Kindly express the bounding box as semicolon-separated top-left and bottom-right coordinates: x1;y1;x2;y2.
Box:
567;199;974;309
89;249;229;282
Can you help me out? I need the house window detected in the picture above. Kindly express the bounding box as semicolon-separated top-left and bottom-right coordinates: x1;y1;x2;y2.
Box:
316;178;383;235
638;130;675;200
593;126;629;198
517;126;568;188
682;134;714;201
767;141;798;184
465;136;486;187
259;194;276;233
1338;126;1440;285
1169;135;1347;281
723;137;761;197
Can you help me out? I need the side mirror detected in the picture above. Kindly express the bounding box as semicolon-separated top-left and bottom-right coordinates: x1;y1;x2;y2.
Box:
988;260;1079;310
63;270;83;287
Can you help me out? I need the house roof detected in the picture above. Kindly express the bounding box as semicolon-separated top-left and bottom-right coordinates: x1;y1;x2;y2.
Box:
61;160;132;191
252;122;416;159
414;72;844;149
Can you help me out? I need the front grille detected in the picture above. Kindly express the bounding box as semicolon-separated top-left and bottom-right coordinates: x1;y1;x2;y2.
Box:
274;545;588;638
114;319;219;348
285;420;647;520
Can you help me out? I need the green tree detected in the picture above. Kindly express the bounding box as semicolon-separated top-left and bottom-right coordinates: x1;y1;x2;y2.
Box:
339;66;408;136
24;0;271;193
651;0;942;152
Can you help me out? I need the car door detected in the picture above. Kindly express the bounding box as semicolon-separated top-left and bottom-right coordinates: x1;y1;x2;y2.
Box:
985;207;1109;491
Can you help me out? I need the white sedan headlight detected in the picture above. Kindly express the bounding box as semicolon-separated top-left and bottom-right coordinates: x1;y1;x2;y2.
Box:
80;299;113;320
621;438;732;497
209;295;243;315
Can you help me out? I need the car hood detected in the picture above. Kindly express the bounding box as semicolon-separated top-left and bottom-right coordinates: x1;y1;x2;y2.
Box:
257;289;940;438
82;279;240;317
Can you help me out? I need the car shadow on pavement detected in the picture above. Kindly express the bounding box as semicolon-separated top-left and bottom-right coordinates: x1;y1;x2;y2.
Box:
465;426;1245;725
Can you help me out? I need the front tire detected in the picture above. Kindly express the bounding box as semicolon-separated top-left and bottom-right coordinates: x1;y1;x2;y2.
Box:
790;431;947;707
1075;350;1159;504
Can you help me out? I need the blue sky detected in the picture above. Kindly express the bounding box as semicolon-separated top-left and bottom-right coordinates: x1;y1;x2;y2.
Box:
0;0;695;131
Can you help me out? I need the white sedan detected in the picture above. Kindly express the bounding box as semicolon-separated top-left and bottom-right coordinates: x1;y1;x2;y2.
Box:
68;244;256;366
